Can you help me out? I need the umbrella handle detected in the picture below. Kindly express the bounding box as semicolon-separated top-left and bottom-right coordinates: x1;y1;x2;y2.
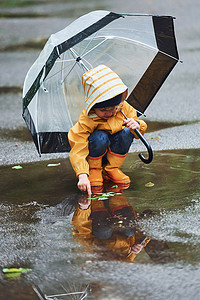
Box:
120;110;153;164
134;129;153;164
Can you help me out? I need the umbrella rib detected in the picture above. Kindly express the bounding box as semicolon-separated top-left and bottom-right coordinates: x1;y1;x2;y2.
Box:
97;35;157;50
82;35;160;60
158;49;179;61
80;56;94;70
69;48;90;72
42;50;79;84
85;35;179;61
80;30;99;57
41;59;76;83
81;38;107;59
43;35;179;85
60;60;77;84
55;58;75;63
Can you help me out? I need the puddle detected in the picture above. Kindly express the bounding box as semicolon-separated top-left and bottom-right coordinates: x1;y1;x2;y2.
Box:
0;39;47;52
0;87;22;94
0;127;32;142
0;148;200;299
145;120;198;133
0;158;76;205
0;280;41;300
0;12;49;18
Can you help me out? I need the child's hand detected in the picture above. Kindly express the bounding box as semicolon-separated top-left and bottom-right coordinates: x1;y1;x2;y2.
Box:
123;118;140;131
129;243;143;254
78;174;91;197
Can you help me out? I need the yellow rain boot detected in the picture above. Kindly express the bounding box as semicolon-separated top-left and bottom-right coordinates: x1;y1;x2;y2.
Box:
104;151;130;184
88;156;103;186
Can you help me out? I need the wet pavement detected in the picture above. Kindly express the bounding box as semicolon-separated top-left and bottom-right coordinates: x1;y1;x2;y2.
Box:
0;0;200;299
0;149;200;299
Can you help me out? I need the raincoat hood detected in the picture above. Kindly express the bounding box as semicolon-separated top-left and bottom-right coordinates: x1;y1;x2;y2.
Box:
82;64;128;114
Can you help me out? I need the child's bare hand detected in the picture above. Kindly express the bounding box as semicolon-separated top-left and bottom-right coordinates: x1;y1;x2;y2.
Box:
130;243;143;254
78;174;91;197
124;118;140;130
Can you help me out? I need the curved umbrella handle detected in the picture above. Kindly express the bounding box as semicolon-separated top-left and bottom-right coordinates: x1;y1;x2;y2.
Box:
120;110;153;164
134;129;153;164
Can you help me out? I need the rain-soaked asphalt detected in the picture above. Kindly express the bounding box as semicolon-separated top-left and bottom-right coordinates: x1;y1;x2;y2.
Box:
0;0;200;299
0;149;200;299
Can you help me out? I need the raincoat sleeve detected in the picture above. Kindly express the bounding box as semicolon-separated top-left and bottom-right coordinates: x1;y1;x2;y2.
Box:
72;205;92;236
68;110;95;176
123;101;147;138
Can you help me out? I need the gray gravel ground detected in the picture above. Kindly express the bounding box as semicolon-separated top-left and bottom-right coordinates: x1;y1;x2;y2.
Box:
0;0;199;166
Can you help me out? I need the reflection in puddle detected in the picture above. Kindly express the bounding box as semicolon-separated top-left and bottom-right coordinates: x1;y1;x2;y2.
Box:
71;184;170;263
0;149;199;299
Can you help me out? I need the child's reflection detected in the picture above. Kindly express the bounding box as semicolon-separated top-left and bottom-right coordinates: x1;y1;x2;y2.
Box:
72;184;152;262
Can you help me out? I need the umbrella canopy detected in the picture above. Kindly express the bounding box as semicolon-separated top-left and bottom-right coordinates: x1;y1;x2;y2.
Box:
22;10;179;155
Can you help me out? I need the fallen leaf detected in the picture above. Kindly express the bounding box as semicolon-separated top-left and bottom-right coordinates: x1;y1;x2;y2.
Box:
145;182;155;187
47;163;61;167
3;268;31;274
12;165;22;170
98;197;109;200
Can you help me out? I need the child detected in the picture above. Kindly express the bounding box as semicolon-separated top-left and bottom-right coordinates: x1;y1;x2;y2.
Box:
68;65;147;196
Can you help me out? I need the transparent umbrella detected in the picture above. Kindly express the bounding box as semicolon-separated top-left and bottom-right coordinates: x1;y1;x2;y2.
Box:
22;10;179;163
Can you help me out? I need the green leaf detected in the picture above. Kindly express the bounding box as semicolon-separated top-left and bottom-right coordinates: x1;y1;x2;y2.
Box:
12;165;22;170
111;185;118;188
47;163;61;167
98;197;109;200
3;268;31;274
106;192;115;196
145;182;155;187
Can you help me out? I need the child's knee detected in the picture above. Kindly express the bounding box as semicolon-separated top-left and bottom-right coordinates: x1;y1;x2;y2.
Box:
110;128;134;154
89;131;110;156
120;127;134;141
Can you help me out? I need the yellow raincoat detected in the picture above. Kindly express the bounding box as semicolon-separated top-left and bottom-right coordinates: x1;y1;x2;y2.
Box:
68;100;147;176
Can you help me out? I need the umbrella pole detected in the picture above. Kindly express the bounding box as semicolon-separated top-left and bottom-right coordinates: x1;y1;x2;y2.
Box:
120;110;153;164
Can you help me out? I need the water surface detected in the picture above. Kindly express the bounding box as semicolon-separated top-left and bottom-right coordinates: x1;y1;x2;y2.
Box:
0;149;199;299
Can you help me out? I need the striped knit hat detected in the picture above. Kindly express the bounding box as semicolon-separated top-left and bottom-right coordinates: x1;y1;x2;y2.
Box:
82;65;128;114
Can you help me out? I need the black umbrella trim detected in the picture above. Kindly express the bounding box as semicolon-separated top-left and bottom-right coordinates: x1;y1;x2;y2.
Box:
23;12;122;112
57;12;122;55
127;16;179;114
22;107;40;153
127;51;178;114
23;107;71;154
38;132;71;153
152;16;179;60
